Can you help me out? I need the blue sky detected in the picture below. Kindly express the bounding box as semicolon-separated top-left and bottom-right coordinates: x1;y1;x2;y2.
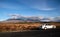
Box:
0;0;60;21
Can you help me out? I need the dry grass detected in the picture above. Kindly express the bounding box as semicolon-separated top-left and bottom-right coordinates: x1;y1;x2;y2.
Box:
0;22;60;32
0;22;41;32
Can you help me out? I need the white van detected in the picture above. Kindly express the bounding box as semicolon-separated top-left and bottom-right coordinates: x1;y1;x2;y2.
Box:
40;24;56;30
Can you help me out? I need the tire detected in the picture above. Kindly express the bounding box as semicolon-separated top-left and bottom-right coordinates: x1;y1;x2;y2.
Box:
44;27;47;30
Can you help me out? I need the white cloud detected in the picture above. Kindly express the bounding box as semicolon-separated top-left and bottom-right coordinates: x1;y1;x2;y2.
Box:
16;0;57;11
38;16;44;19
31;5;56;11
39;8;55;11
8;14;22;19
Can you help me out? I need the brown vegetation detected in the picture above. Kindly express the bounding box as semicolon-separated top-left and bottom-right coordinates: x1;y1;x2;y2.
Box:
0;22;41;32
0;22;60;32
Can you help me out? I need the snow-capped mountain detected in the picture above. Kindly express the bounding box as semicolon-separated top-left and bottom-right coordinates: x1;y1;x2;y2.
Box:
0;15;60;22
6;16;41;22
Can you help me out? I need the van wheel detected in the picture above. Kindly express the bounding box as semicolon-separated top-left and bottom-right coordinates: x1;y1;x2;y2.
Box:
44;27;47;30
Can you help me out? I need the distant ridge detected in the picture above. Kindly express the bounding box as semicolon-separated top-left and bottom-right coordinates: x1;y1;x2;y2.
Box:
0;16;60;22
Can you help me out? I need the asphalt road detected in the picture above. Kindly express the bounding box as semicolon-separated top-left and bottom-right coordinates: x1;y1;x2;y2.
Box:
0;28;60;37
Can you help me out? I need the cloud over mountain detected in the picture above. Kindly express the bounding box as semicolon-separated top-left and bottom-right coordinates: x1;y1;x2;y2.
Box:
1;14;60;22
